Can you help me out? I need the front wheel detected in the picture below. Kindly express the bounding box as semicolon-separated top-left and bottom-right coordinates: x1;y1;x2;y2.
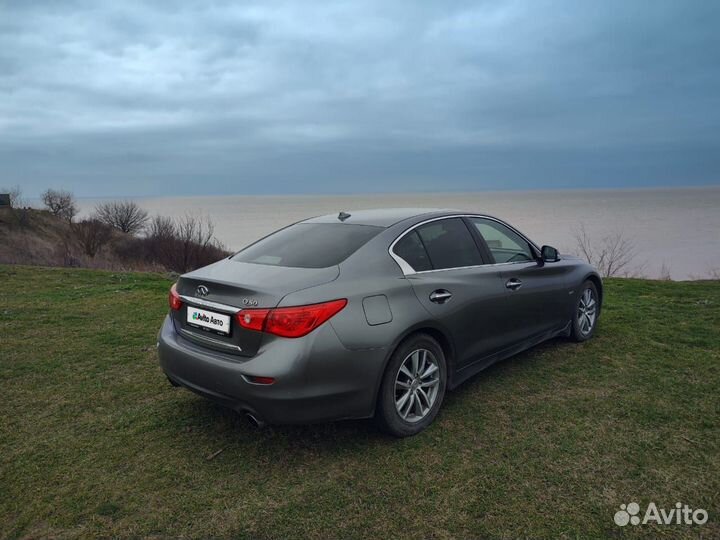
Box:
570;280;599;342
375;333;447;437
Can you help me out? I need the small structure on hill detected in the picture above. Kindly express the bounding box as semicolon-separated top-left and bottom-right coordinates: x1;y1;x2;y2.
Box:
0;194;11;209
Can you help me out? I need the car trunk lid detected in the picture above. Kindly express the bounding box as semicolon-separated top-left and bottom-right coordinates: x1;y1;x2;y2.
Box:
171;259;339;356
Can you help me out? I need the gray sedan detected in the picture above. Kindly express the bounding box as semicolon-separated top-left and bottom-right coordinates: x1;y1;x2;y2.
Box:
158;209;601;436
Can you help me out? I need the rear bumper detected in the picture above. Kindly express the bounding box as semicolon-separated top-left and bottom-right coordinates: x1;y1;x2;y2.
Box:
157;316;387;424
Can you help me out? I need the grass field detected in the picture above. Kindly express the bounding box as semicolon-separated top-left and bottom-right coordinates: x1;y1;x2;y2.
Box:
1;265;718;539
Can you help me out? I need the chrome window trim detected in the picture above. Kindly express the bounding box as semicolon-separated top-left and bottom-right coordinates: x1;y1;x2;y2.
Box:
179;295;241;314
388;214;540;276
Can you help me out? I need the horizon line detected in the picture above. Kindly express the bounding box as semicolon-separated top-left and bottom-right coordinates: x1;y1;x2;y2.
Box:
20;182;720;201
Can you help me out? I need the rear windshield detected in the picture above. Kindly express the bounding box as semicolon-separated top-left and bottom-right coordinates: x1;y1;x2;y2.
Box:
232;223;383;268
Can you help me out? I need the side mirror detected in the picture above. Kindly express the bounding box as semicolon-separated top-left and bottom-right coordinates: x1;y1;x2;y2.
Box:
541;245;559;262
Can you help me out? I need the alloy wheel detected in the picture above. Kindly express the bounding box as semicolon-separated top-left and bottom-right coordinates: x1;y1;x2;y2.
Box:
394;348;441;423
577;287;597;335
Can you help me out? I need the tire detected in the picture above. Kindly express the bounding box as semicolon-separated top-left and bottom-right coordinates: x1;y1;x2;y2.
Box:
375;333;447;437
570;280;599;342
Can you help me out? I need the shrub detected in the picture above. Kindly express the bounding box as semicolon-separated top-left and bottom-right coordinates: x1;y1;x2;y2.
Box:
94;200;149;235
116;214;228;273
574;224;641;278
41;189;77;222
72;219;113;257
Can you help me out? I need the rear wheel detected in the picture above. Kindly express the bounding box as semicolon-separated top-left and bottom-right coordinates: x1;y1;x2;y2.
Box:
570;280;599;342
375;333;447;437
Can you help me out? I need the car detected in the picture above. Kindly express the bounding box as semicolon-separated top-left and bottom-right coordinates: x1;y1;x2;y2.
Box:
158;209;602;437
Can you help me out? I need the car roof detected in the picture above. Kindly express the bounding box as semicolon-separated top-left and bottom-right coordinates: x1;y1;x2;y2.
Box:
303;208;457;227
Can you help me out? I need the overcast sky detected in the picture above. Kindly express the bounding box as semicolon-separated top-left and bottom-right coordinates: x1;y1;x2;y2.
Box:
1;0;719;197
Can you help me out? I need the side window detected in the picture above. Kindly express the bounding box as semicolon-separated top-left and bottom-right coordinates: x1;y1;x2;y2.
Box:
416;218;483;270
393;230;432;271
470;218;534;263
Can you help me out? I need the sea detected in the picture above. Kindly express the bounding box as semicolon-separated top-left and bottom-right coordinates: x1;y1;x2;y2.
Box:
76;186;720;280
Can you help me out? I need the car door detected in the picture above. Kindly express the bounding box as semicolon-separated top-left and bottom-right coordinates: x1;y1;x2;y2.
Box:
467;217;572;343
392;217;509;368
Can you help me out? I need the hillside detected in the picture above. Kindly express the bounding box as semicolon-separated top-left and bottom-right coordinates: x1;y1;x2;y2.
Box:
0;208;228;272
0;207;81;267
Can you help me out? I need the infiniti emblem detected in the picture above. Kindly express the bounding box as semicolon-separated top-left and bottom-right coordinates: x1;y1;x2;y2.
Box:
196;285;209;297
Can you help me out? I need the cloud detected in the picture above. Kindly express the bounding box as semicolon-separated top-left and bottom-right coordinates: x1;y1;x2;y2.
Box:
1;0;719;196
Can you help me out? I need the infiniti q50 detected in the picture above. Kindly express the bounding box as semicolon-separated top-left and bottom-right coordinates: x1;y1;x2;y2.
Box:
158;209;602;436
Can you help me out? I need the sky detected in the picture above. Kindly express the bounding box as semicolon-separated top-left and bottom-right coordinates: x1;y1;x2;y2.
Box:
1;0;719;198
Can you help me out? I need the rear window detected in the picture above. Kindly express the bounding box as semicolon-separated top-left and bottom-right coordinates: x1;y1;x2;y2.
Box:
232;223;383;268
393;230;432;271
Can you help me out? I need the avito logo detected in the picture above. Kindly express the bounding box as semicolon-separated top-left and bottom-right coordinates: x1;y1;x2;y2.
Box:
614;502;708;527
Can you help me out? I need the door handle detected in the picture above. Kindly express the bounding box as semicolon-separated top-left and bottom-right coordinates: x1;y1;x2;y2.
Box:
429;289;453;303
505;278;523;290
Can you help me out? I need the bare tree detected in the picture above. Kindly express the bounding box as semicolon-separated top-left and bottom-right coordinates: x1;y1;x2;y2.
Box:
174;214;217;272
56;227;80;267
574;224;639;278
72;219;113;257
145;215;177;268
124;213;227;272
41;189;77;221
147;215;176;240
658;262;672;281
94;200;149;235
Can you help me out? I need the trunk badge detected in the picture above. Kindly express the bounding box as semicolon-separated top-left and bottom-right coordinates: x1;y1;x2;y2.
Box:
196;285;209;297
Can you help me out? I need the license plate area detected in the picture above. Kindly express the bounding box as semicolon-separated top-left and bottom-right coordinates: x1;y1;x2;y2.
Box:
186;306;231;336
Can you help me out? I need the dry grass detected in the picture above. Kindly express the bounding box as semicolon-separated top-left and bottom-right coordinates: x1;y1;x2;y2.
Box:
0;208;226;272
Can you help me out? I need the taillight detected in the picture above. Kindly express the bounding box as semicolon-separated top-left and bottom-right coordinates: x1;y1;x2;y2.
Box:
266;299;347;337
236;299;347;338
169;283;183;311
236;309;270;332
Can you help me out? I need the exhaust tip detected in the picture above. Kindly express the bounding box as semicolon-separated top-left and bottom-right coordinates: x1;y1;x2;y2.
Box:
245;412;266;428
